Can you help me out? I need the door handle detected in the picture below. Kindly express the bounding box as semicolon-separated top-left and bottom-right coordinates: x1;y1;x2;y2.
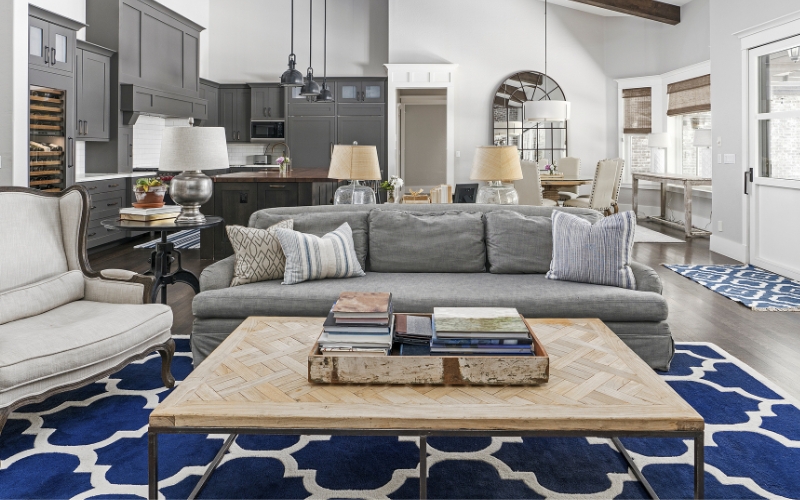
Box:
267;107;272;117
108;183;119;188
330;142;333;158
85;120;88;136
51;47;56;65
44;45;49;64
78;120;83;135
107;202;119;207
88;232;97;237
361;91;365;101
269;185;286;188
68;137;73;168
744;168;754;195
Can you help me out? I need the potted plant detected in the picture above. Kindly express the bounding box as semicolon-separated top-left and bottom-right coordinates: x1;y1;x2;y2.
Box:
133;177;169;208
379;175;404;203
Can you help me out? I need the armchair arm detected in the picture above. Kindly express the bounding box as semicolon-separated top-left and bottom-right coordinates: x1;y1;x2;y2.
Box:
630;262;663;294
84;269;155;304
200;255;236;292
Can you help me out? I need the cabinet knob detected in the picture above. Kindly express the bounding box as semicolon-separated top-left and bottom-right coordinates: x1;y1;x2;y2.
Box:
108;184;119;188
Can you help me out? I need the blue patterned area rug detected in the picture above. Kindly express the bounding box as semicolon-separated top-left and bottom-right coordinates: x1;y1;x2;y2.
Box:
134;229;201;250
2;340;799;499
665;264;800;311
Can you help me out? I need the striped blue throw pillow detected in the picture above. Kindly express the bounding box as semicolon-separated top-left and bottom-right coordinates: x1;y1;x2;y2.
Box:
275;222;366;285
546;211;637;289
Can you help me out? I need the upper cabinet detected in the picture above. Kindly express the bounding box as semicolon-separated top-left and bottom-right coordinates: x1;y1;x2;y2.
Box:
250;84;285;120
75;41;114;141
86;0;204;97
29;6;85;77
337;79;385;104
199;79;220;127
219;86;250;142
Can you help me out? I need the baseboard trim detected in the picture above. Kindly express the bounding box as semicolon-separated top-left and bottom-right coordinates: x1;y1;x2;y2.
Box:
710;235;747;263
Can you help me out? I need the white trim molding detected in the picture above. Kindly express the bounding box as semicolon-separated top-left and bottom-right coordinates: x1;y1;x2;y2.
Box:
384;64;458;186
710;235;749;264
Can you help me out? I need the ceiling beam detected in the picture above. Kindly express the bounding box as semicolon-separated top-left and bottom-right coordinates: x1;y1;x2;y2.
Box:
569;0;681;25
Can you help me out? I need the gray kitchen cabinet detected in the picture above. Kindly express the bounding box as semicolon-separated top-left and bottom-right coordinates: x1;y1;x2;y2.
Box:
199;79;220;127
29;8;82;77
78;178;127;249
338;115;386;178
250;84;284;120
337;79;385;104
118;127;133;170
75;41;113;141
287;86;319;104
257;183;299;210
287;116;337;168
220;86;250;142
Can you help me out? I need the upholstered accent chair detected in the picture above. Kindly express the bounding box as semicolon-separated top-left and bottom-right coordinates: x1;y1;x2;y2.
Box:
0;186;175;439
516;160;558;207
564;159;620;215
575;158;625;213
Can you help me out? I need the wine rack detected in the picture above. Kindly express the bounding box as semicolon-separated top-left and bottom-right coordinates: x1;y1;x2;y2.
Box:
29;86;66;192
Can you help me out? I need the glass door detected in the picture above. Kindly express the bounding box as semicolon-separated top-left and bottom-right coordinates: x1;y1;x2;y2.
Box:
29;86;67;192
748;35;800;280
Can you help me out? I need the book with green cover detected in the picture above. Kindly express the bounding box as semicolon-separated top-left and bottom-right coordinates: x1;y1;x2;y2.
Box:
433;307;528;334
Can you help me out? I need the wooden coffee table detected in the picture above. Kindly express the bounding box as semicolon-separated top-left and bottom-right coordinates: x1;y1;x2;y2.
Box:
149;317;704;499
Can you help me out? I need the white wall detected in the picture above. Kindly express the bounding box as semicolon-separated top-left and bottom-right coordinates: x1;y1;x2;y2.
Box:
709;0;800;261
208;0;388;83
388;0;608;184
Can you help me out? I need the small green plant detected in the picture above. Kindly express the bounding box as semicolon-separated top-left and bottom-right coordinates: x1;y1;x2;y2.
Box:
135;178;165;192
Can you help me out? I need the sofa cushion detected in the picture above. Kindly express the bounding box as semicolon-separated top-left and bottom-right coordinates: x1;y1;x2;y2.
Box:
0;270;84;325
227;220;293;286
193;272;668;323
276;223;365;284
368;211;486;273
0;301;172;399
485;211;553;274
547;211;637;289
250;211;369;270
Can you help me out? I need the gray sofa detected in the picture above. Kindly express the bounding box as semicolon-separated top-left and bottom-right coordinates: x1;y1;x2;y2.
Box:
193;204;673;370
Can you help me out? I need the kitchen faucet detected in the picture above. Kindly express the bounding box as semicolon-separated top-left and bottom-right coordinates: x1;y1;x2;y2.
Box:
269;142;291;165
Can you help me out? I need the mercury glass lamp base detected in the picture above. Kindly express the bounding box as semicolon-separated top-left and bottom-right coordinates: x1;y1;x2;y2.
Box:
334;180;377;205
169;170;213;223
476;181;519;205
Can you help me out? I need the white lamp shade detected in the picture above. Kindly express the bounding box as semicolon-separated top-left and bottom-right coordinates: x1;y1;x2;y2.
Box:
648;132;670;149
159;127;229;171
523;100;571;122
693;129;712;148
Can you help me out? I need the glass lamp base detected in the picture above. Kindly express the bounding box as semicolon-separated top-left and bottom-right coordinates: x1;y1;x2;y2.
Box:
476;181;519;205
334;180;377;205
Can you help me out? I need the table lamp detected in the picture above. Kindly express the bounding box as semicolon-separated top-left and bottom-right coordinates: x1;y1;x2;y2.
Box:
470;145;523;205
160;127;229;223
328;142;382;205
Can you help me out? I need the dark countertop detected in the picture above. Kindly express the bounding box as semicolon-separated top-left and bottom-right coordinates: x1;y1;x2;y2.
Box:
211;168;335;183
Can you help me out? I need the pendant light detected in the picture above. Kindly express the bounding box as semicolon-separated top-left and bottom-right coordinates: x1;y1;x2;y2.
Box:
300;0;320;96
789;46;800;63
280;0;304;87
523;0;571;122
316;0;334;102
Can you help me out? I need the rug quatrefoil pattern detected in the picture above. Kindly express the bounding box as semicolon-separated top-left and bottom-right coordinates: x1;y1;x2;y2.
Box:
1;338;799;499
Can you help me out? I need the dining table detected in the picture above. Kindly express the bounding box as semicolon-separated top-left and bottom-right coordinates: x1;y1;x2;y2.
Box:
539;175;594;202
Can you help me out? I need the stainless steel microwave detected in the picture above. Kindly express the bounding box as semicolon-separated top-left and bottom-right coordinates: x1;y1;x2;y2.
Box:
250;121;285;141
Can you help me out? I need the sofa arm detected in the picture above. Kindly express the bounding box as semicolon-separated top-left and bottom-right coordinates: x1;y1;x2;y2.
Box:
84;270;155;304
631;262;663;294
200;255;236;292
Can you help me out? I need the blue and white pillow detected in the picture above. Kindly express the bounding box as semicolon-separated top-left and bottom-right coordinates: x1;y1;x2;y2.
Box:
275;222;366;285
546;211;637;289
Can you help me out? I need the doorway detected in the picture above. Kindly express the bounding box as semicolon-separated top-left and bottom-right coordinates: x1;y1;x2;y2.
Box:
747;33;800;280
398;90;447;192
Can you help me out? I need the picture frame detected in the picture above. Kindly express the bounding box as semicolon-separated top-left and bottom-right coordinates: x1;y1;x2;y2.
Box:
453;183;479;203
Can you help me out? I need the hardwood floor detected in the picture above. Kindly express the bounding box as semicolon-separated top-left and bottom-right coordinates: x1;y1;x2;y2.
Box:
89;223;800;401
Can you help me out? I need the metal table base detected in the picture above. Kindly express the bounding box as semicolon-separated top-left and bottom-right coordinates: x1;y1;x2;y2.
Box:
148;427;704;500
144;232;200;304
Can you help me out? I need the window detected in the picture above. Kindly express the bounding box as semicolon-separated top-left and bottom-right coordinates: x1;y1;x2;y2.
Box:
758;44;800;181
492;71;568;163
673;112;712;177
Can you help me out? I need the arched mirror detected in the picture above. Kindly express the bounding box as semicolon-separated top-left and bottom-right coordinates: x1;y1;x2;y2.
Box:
492;71;568;163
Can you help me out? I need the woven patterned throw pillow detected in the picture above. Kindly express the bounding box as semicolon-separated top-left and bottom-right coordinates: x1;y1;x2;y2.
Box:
546;210;637;289
275;222;366;285
227;220;293;287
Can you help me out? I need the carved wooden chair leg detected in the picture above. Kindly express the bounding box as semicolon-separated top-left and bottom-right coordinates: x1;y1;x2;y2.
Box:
0;407;10;465
158;339;176;389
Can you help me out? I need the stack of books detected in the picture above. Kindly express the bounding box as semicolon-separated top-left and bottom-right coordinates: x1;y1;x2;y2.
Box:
119;206;181;222
431;307;534;356
394;315;433;345
318;292;393;356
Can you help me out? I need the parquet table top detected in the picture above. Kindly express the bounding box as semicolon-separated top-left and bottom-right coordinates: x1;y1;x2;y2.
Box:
150;317;703;433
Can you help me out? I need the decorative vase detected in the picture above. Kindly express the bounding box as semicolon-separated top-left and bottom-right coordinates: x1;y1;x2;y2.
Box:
393;185;402;204
387;191;395;204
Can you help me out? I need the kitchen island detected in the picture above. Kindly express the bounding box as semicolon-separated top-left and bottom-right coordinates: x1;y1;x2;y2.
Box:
201;168;342;259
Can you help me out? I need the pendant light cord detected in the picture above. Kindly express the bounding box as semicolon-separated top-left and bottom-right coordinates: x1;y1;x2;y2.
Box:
544;0;547;78
290;0;294;55
323;0;327;82
308;0;313;71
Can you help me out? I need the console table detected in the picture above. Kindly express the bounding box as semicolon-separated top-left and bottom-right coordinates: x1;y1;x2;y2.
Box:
631;173;711;238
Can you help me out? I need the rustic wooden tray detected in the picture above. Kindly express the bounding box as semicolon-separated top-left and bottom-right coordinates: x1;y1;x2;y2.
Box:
307;314;549;386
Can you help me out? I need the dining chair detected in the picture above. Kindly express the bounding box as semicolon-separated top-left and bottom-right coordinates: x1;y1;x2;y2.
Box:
564;159;618;215
556;157;581;201
610;158;625;213
516;160;558;206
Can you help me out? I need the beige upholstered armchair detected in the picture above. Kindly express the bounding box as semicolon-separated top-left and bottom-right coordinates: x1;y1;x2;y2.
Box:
564;159;621;215
0;186;174;438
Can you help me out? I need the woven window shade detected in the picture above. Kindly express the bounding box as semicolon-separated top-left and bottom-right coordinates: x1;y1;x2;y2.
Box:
622;87;652;134
667;75;711;116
